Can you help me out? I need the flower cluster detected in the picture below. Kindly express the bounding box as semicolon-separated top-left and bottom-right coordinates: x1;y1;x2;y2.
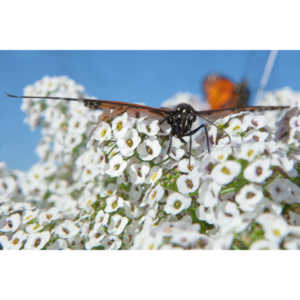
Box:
2;76;300;250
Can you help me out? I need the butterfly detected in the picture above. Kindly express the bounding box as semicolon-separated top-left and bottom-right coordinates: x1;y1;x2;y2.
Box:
203;74;250;109
6;92;288;162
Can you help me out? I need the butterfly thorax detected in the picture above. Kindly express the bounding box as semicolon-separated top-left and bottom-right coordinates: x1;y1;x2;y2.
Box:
166;103;197;138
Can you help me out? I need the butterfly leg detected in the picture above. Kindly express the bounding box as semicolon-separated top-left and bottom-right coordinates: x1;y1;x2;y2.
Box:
167;136;173;155
185;124;210;153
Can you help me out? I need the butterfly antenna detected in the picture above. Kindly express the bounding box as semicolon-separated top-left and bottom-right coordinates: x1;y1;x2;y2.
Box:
5;92;84;103
198;114;232;144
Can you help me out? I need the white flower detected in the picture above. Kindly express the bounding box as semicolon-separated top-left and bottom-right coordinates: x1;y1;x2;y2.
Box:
243;130;269;143
244;158;272;183
85;224;106;250
128;162;150;184
137;118;160;136
0;236;10;250
196;205;217;225
250;240;279;250
106;154;128;177
177;173;200;195
64;133;83;151
93;122;112;143
210;146;232;163
168;137;186;161
235;184;264;212
105;195;124;213
236;142;265;161
257;214;289;243
85;234;105;250
9;231;28;249
143;184;165;206
24;231;51;250
93;149;108;174
44;107;66;127
0;213;21;233
0;176;17;199
211;234;234;250
49;239;69;250
171;227;201;248
217;209;248;235
81;164;100;182
95;210;109;226
147;166;163;185
68;115;88;134
39;208;60;224
243;114;267;130
103;235;122;250
78;193;98;211
227;118;243;136
137;138;161;161
28;164;46;182
211;160;241;185
55;221;79;239
132;233;163;250
164;192;191;215
267;178;300;204
271;153;294;174
108;214;129;235
117;129;141;157
112;113;129;138
123;200;142;219
178;157;197;173
197;181;221;207
23;210;38;224
26;222;43;233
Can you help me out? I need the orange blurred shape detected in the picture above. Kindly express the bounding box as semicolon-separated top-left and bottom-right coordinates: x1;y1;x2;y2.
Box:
203;74;249;109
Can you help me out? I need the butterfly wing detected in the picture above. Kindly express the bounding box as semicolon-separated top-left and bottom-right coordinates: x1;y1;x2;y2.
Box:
203;75;250;109
196;105;289;121
232;79;250;108
203;75;235;109
6;93;171;120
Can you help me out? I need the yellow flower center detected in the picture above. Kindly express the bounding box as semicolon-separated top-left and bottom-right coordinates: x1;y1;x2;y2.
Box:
174;200;182;209
112;200;118;209
221;166;230;175
114;164;120;171
148;243;155;250
152;173;158;182
247;149;254;157
273;229;281;237
146;146;153;155
12;238;19;245
34;238;41;248
126;139;133;147
116;121;123;131
185;179;193;189
101;129;107;137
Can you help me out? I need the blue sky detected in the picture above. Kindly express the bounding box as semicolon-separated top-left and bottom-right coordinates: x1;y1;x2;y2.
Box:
1;50;300;171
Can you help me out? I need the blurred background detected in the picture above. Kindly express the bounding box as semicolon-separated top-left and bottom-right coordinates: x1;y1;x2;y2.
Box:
1;50;300;171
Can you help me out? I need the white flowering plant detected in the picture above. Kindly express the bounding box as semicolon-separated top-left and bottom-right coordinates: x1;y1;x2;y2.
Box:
2;76;300;250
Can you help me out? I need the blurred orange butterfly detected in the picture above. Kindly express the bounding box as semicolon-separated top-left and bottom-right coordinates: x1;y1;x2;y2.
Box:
203;74;250;109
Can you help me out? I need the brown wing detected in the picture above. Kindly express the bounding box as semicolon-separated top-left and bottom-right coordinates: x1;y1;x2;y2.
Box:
196;105;289;121
232;79;250;108
6;93;171;120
